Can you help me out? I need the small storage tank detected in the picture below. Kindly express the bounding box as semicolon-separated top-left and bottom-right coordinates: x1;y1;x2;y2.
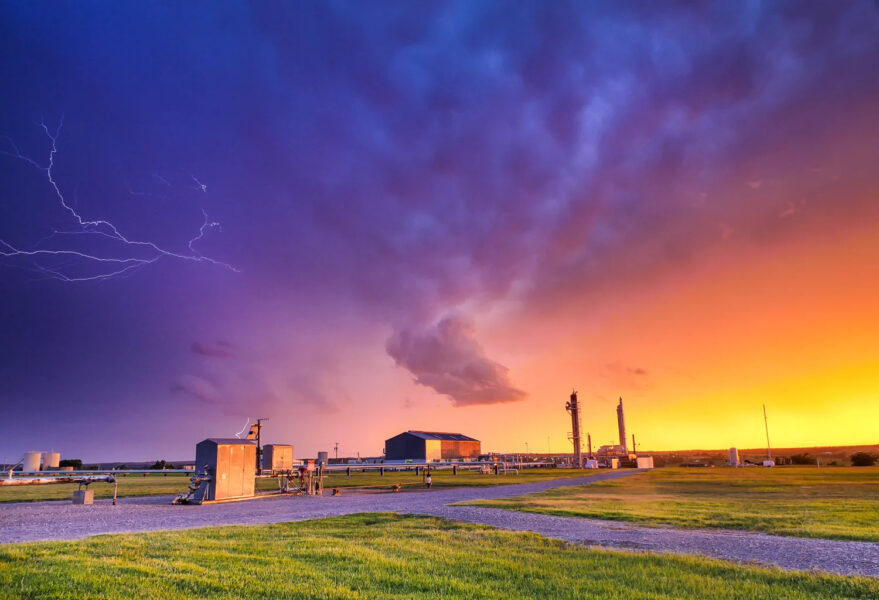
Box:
22;452;42;472
728;447;740;467
42;452;61;469
317;451;328;466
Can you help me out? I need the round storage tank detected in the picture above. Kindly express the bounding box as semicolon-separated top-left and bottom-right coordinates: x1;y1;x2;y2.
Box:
22;451;42;472
42;452;61;469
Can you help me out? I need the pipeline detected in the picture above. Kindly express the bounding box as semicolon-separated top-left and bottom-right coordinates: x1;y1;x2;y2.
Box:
2;473;118;504
171;468;212;505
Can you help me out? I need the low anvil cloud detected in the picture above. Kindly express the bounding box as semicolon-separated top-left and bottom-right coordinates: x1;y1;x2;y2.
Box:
387;315;527;406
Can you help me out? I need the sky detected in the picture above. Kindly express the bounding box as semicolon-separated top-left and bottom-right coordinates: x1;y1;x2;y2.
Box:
1;1;878;463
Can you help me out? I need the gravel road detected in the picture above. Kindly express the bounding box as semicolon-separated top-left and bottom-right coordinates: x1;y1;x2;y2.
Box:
2;469;877;577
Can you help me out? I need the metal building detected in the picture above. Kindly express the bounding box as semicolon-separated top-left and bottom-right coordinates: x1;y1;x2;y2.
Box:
384;431;480;461
262;444;294;472
194;438;256;502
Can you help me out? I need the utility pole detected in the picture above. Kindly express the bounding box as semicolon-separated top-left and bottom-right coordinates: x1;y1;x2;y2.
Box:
255;418;268;472
334;442;339;459
763;404;772;463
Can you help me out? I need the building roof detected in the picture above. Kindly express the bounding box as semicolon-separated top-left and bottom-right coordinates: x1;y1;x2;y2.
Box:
199;438;257;445
402;431;479;442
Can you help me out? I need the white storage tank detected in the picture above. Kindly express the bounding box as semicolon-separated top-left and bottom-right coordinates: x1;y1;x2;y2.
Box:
22;452;42;472
42;452;61;469
728;447;740;467
636;456;654;469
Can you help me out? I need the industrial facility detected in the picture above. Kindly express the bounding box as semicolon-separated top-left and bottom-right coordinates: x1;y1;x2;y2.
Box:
384;431;481;461
565;393;654;469
3;396;651;508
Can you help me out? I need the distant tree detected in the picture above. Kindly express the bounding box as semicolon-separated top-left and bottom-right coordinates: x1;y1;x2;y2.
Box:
165;463;177;470
59;459;82;469
149;459;167;470
790;453;816;465
86;465;100;470
850;452;877;467
115;464;128;471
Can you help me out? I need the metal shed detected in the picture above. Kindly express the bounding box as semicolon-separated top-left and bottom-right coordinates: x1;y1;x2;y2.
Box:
194;438;256;502
262;444;294;472
384;431;481;461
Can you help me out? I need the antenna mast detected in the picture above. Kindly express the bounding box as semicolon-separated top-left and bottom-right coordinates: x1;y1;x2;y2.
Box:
255;417;269;472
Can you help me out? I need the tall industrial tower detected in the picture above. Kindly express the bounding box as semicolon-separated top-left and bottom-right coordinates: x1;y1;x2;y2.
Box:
616;397;627;454
566;390;583;468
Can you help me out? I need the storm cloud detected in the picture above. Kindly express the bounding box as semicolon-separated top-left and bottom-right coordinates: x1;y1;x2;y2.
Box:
1;2;878;458
387;315;527;406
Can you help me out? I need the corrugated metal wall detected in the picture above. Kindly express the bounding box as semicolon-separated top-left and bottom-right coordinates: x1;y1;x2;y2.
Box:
440;440;481;459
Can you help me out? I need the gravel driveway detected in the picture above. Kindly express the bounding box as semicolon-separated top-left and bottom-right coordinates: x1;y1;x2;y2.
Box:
2;469;877;577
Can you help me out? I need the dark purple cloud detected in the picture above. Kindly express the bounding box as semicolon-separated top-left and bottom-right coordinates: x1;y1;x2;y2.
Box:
170;374;221;405
387;314;527;406
191;341;236;359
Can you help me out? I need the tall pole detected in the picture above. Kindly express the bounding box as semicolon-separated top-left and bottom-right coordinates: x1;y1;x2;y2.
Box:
255;417;268;473
632;433;636;455
763;404;772;462
566;390;583;468
617;397;627;453
334;442;339;459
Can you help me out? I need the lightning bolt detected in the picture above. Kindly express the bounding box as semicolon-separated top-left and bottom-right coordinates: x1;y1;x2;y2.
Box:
234;418;250;439
191;175;207;193
0;118;239;281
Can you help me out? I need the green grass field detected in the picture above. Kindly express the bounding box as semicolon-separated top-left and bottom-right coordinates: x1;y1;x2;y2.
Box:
462;466;879;541
0;514;875;599
0;468;593;503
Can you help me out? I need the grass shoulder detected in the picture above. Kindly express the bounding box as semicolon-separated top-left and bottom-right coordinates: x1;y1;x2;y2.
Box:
459;466;879;542
0;513;876;599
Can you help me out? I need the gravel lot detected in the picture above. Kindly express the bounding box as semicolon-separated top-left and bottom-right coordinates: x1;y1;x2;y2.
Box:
2;469;877;577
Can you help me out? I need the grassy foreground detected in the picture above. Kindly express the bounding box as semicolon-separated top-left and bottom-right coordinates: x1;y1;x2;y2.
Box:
0;514;875;600
0;468;594;503
462;467;879;542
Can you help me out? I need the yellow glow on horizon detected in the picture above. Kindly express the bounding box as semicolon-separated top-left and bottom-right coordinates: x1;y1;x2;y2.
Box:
474;217;879;451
